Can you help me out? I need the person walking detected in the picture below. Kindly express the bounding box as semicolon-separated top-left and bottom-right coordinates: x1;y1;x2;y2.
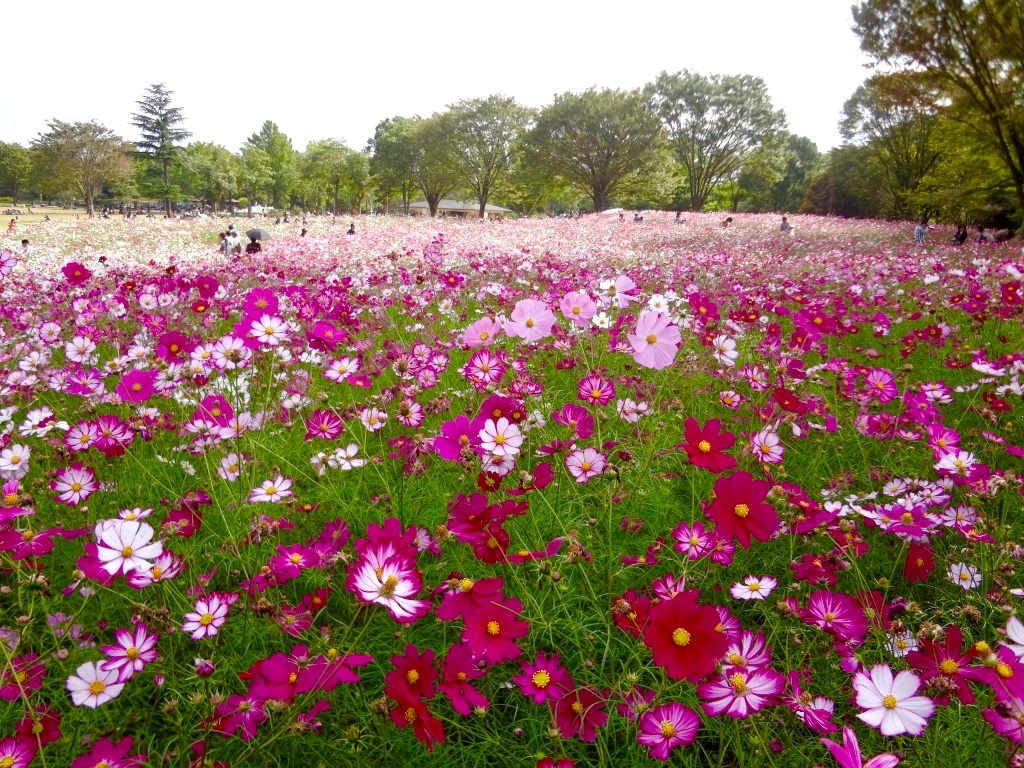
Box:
914;219;928;244
226;230;242;257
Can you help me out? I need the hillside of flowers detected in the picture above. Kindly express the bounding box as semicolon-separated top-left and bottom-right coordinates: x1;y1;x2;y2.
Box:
1;212;1023;767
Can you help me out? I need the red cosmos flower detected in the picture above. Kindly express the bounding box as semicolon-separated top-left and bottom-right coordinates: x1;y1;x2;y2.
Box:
613;590;651;639
906;625;979;705
773;387;807;414
0;654;47;700
644;591;728;682
904;542;936;584
680;418;738;474
387;684;446;751
437;642;490;716
462;597;529;664
385;645;438;700
553;687;608;742
15;703;62;748
706;471;779;549
436;576;505;621
194;274;219;299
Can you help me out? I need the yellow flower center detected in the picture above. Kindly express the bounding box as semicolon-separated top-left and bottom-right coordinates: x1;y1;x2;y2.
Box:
997;663;1014;679
380;575;400;598
89;679;107;695
727;652;745;665
525;318;535;328
901;512;914;525
2;493;17;506
532;670;551;688
126;646;140;660
697;440;712;453
407;670;419;684
660;720;676;738
494;434;506;445
199;613;214;626
290;554;302;564
456;672;467;682
459;578;474;592
486;621;501;636
479;331;490;340
151;567;163;579
672;628;691;646
121;546;134;558
940;659;959;675
646;334;657;344
288;672;298;684
405;706;417;723
264;485;277;496
572;307;581;315
734;503;750;518
730;673;748;694
824;612;836;622
580;461;592;472
71;482;83;492
748;581;761;593
882;694;898;709
571;701;582;714
591;388;602;399
976;641;991;654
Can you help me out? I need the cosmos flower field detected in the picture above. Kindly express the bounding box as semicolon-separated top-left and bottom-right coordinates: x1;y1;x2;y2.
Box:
0;212;1023;767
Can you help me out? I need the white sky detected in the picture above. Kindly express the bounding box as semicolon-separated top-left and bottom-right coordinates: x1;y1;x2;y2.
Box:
2;0;871;155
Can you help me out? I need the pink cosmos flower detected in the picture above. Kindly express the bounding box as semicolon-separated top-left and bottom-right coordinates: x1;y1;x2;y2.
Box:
628;312;681;370
852;664;934;736
182;594;230;640
578;375;616;406
304;409;344;441
116;369;156;403
802;591;868;645
346;555;431;624
0;737;34;768
730;574;778;601
513;650;574;704
463;317;501;347
359;407;388;432
466;348;505;387
559;291;597;327
818;726;900;768
249;475;294;503
698;666;785;717
565;447;606;483
50;462;97;506
636;702;700;761
100;623;159;682
750;429;784;464
505;299;556;342
66;661;125;708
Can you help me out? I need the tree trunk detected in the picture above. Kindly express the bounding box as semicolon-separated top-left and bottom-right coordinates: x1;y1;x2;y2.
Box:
592;186;606;213
84;182;94;215
162;156;171;217
428;193;440;217
478;196;488;219
333;181;340;216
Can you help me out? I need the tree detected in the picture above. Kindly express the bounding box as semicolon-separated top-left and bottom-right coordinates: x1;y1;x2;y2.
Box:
238;145;272;215
840;76;939;218
649;70;787;211
436;95;533;217
409;117;460;217
852;0;1024;232
31;120;133;214
131;83;191;216
735;133;820;212
800;145;884;219
245;121;296;208
527;88;663;212
368;117;418;214
305;139;350;214
0;142;32;204
180;143;237;212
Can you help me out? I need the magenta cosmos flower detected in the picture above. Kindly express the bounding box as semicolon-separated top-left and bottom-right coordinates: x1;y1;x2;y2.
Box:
628;312;681;370
116;369;156;403
818;726;900;768
50;462;97;507
101;623;159;681
698;666;785;717
505;299;556;342
636;702;700;760
514;650;574;704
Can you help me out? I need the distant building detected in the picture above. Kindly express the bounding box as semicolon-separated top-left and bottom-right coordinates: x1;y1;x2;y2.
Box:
408;199;511;219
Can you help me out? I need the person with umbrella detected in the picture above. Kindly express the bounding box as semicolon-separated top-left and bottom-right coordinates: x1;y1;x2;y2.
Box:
246;237;261;255
245;228;271;257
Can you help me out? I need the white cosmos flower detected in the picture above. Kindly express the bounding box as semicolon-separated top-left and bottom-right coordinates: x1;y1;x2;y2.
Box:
95;520;164;576
66;661;125;708
729;574;778;601
947;562;982;590
251;314;289;346
1003;616;1024;660
853;664;934;736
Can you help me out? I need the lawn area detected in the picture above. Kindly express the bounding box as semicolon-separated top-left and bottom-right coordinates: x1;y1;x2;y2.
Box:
0;213;1023;768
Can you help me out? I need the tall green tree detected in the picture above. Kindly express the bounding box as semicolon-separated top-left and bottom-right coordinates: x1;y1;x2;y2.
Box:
409;117;460;217
840;77;939;218
800;145;884;218
436;95;533;217
852;0;1024;232
180;143;237;212
245;121;296;208
304;139;350;214
0;142;32;204
368;117;418;214
649;70;787;211
238;145;273;215
131;83;191;216
31;120;133;214
527;87;662;212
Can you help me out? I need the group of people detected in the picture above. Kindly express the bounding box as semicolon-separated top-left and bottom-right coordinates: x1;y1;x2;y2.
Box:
915;219;1015;245
218;225;260;257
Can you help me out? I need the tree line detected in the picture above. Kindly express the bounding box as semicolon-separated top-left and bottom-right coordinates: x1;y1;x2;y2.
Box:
0;0;1020;229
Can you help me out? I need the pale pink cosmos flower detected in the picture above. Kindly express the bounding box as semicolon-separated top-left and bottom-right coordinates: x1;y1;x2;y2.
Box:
360;407;388;433
600;275;638;308
628;312;681;370
346;555;430;624
251;314;289;346
95;520;164;576
218;453;243;482
478;417;523;457
463;317;501;347
711;335;738;367
182;594;230;640
852;664;934;736
719;390;744;409
67;661;125;708
729;575;778;601
559;291;597;327
616;399;650;423
698;666;785;717
565;447;607;483
505;299;556;342
249;475;294;503
750;430;784;464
